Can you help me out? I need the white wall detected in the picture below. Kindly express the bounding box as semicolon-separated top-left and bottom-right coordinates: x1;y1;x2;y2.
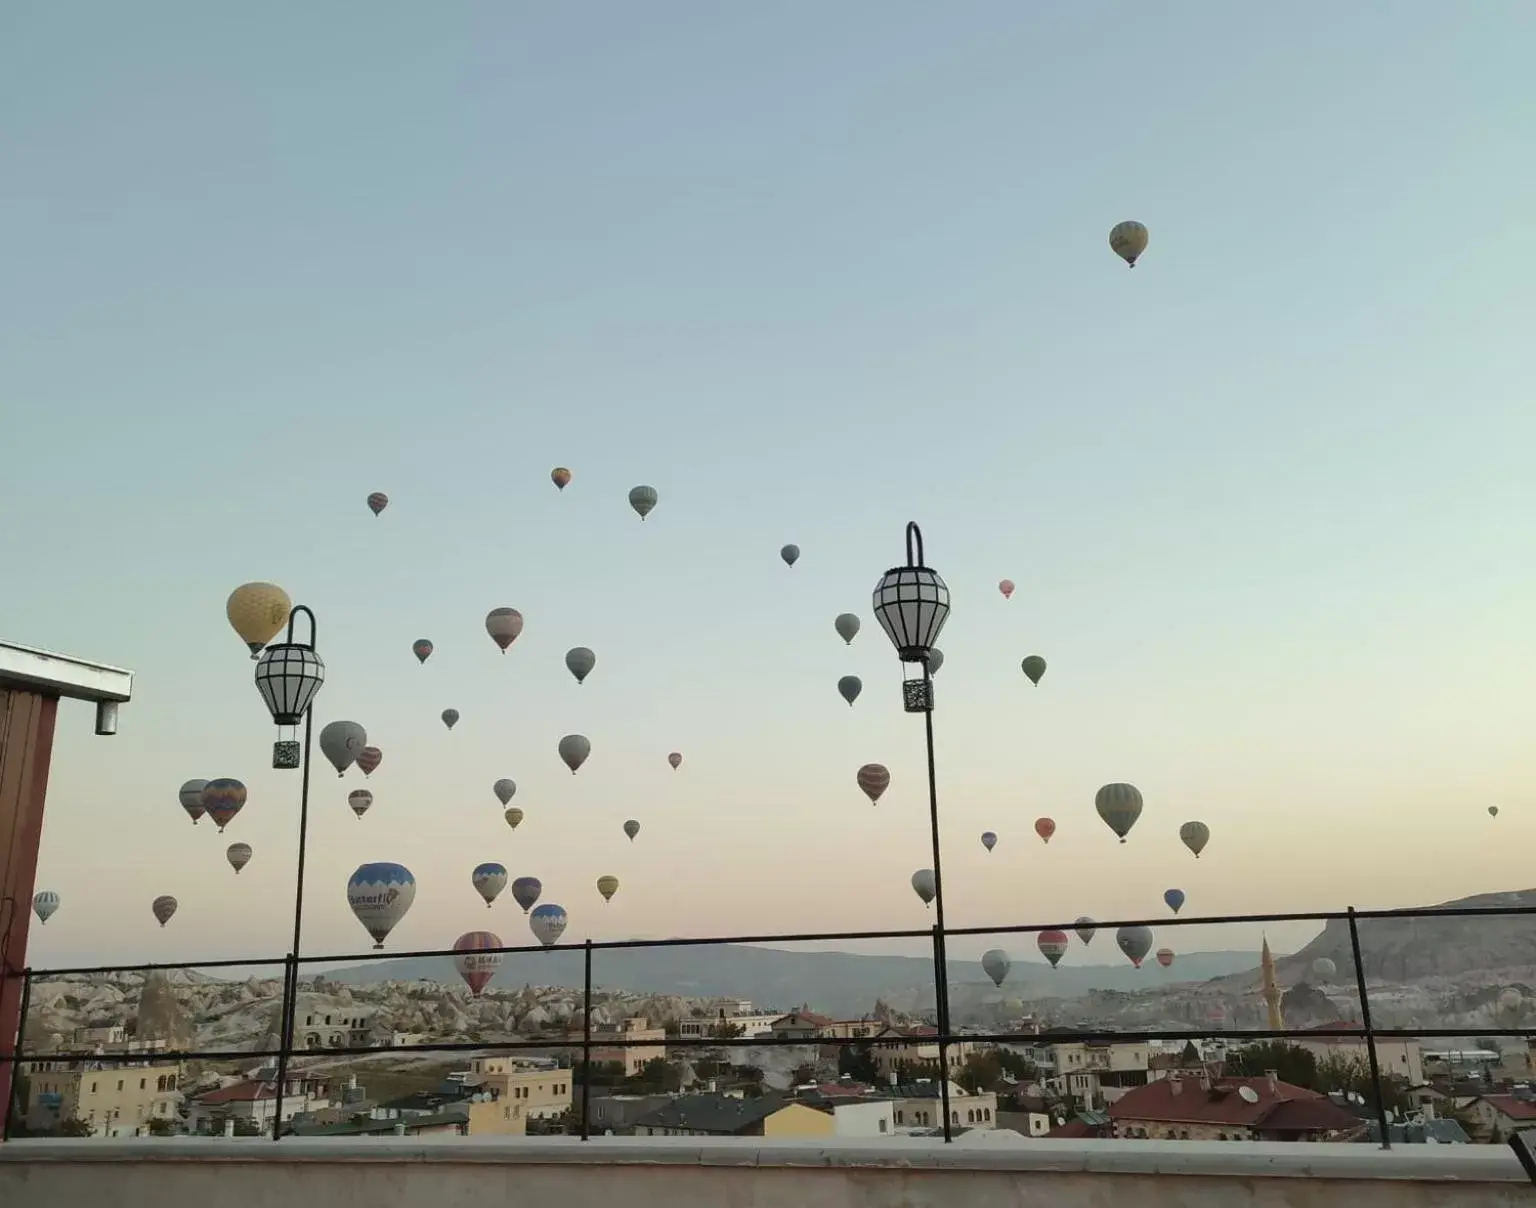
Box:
831;1101;894;1137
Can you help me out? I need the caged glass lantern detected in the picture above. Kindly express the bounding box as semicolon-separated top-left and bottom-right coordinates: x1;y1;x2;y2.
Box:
254;606;324;768
871;522;949;713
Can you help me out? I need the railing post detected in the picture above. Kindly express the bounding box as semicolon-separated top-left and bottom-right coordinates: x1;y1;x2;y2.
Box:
1347;907;1391;1150
1;968;32;1141
271;953;298;1140
931;924;952;1142
580;939;593;1140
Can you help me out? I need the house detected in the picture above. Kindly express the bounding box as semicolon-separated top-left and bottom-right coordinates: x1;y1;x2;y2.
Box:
1464;1093;1536;1141
1047;1110;1112;1139
586;1092;676;1134
292;996;375;1051
1293;1023;1424;1087
868;1025;975;1076
185;1075;331;1135
1357;1117;1470;1145
562;1017;667;1077
1035;1038;1151;1108
23;1061;183;1137
889;1081;997;1131
462;1058;572;1120
632;1094;833;1138
827;1099;894;1137
996;1109;1052;1137
676;1009;781;1039
770;1011;832;1040
1108;1072;1361;1141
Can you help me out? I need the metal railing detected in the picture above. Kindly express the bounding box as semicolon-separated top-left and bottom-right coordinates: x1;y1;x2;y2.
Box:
6;900;1536;1150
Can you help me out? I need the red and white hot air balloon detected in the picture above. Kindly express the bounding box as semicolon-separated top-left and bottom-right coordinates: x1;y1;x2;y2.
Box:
1034;817;1056;844
355;746;382;777
1037;930;1070;969
453;931;504;997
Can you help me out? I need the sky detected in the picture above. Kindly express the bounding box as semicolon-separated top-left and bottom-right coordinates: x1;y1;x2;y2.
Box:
4;2;1535;977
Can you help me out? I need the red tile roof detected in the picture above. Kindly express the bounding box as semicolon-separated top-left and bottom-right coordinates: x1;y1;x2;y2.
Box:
1479;1095;1536;1121
1047;1118;1097;1138
773;1011;831;1028
1109;1076;1359;1132
195;1080;276;1105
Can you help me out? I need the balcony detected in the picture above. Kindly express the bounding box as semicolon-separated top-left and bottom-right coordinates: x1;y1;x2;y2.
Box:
0;1135;1529;1207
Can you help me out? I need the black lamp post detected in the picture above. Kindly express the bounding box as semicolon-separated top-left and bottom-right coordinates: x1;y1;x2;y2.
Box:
252;606;324;1139
870;522;953;1141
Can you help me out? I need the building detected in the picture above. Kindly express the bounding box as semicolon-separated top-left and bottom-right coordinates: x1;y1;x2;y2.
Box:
769;1011;831;1040
868;1025;974;1077
1108;1072;1360;1141
1293;1023;1424;1087
186;1075;331;1135
1464;1093;1536;1141
827;1099;894;1137
633;1094;834;1138
676;1008;780;1039
562;1017;666;1077
889;1082;997;1131
1036;1038;1151;1108
585;1092;676;1134
23;1060;183;1137
462;1058;573;1121
1260;936;1285;1031
293;997;375;1051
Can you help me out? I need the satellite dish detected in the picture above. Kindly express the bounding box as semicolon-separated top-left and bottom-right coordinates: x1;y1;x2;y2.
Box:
1238;1086;1260;1104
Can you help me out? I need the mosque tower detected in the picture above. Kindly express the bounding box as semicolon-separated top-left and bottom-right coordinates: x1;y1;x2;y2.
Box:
1260;934;1285;1031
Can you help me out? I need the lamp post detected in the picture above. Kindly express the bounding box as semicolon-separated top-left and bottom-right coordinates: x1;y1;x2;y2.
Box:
870;522;953;1141
252;606;324;1139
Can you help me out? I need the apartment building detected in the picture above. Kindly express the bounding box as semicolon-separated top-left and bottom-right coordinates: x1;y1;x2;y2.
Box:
888;1081;998;1132
676;1009;781;1038
1292;1024;1424;1087
563;1017;667;1077
464;1057;573;1120
868;1025;975;1077
1034;1038;1151;1108
25;1061;183;1137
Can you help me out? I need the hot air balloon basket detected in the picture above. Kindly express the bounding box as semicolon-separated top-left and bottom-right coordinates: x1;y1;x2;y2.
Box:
273;740;301;770
902;679;933;714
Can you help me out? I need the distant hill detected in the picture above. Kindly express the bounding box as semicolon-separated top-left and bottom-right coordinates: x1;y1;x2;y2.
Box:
318;944;1259;1017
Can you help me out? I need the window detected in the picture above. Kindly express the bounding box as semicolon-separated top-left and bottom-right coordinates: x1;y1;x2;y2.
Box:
967;1110;975;1123
951;1112;959;1125
878;1119;888;1133
140;1079;147;1090
117;1080;124;1092
984;1109;991;1121
895;1110;904;1124
90;1082;97;1093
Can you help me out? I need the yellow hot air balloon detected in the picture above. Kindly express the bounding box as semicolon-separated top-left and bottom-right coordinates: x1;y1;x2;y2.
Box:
1109;221;1149;268
226;582;292;659
597;875;619;903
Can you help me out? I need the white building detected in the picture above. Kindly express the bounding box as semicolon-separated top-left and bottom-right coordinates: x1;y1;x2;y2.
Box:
830;1100;894;1137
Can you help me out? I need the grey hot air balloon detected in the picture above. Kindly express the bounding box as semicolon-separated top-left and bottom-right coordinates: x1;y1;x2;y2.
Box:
32;891;59;925
511;876;543;913
980;831;997;852
558;734;591;774
226;843;253;874
319;720;367;777
981;948;1011;988
441;709;460;730
1021;655;1047;686
493;779;517;805
1311;957;1336;983
152;896;179;928
628;485;658;520
565;647;596;685
927;648;944;675
178;779;208;825
1109;220;1149;268
911;869;936;907
624;819;640;841
1074;916;1098;945
1116;924;1154;968
1179;821;1210;858
857;764;890;804
1489;805;1500;817
780;544;800;567
834;613;860;644
1095;783;1143;843
837;676;862;706
485;608;524;652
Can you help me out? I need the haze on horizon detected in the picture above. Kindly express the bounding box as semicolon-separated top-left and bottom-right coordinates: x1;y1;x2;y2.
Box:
4;3;1533;975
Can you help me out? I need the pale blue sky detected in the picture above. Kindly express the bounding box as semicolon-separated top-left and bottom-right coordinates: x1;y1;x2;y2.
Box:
5;3;1534;973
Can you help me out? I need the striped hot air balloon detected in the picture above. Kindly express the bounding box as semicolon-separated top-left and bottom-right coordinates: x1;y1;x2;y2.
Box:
857;764;890;804
203;779;247;832
1038;930;1070;968
453;931;503;997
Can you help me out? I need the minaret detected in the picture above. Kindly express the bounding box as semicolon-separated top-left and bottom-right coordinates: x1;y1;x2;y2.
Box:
1260;934;1285;1031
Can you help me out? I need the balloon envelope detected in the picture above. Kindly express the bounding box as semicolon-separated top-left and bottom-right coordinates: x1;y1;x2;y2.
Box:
530;903;568;947
511;876;542;913
1179;821;1210;858
559;734;591;774
347;863;416;949
151;896;178;927
668;751;683;770
454;931;504;996
1156;948;1175;969
981;948;1011;987
1038;930;1070;968
1489;805;1500;817
1021;655;1047;686
32;891;59;925
927;648;944;675
1034;817;1055;844
837;676;862;706
1110;220;1149;267
347;790;372;819
493;779;517;805
1311;957;1336;982
356;746;382;776
834;613;860;644
597;875;619;902
226;843;253;874
203;778;247;832
1073;916;1097;946
911;869;936;906
1163;888;1186;915
178;779;208;824
565;647;596;684
628;485;658;519
367;491;389;516
780;544;800;567
319;721;367;776
981;831;997;852
857;764;890;804
504;808;524;830
485;608;524;652
472;862;508;907
551;467;572;490
412;639;433;664
1116;924;1154;968
624;819;640;841
1095;783;1143;842
998;579;1015;599
226;582;291;658
441;709;460;730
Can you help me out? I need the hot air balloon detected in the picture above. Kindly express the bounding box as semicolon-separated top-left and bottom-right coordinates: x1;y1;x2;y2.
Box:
834;613;860;644
1156;948;1175;969
504;808;525;831
412;639;433;664
837;676;862;706
319;721;367;776
1020;656;1047;686
152;896;178;928
453;931;503;997
226;582;292;659
624;819;640;841
32;891;59;925
1489;806;1500;817
178;779;208;824
981;831;997;852
1116;925;1153;968
486;608;524;653
857;764;890;804
1163;889;1185;915
780;544;800;567
348;789;372;819
1179;821;1210;859
1073;917;1097;945
530;903;568;947
203;778;247;832
1038;930;1070;968
911;869;936;907
565;647;596;685
597;875;619;903
494;779;517;805
981;949;1011;988
347;863;416;949
1109;221;1149;268
1095;783;1143;843
511;876;542;913
356;746;382;776
999;579;1015;600
1035;817;1056;844
441;709;460;730
628;485;658;520
551;467;572;491
662;752;681;772
226;843;253;874
927;648;944;675
1311;957;1336;983
472;862;508;908
367;492;389;516
559;734;591;774
1500;988;1523;1012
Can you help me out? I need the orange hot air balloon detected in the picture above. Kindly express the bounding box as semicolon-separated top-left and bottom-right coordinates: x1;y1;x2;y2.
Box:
999;579;1015;600
551;467;572;490
856;763;890;804
1034;817;1055;844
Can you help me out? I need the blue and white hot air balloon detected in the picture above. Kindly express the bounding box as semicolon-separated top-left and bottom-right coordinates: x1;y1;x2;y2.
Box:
32;891;60;925
511;876;542;914
1163;888;1186;916
347;862;416;949
472;862;508;908
530;903;568;948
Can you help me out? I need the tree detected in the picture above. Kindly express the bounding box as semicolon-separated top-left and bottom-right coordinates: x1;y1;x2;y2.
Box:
1223;1042;1319;1089
58;1119;95;1137
1314;1055;1410;1117
147;1118;180;1136
625;1058;682;1094
839;1045;880;1085
708;1020;746;1040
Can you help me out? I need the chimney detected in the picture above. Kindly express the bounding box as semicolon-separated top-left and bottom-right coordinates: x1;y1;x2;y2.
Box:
1169;1077;1182;1096
1265;1070;1279;1095
222;1119;235;1138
